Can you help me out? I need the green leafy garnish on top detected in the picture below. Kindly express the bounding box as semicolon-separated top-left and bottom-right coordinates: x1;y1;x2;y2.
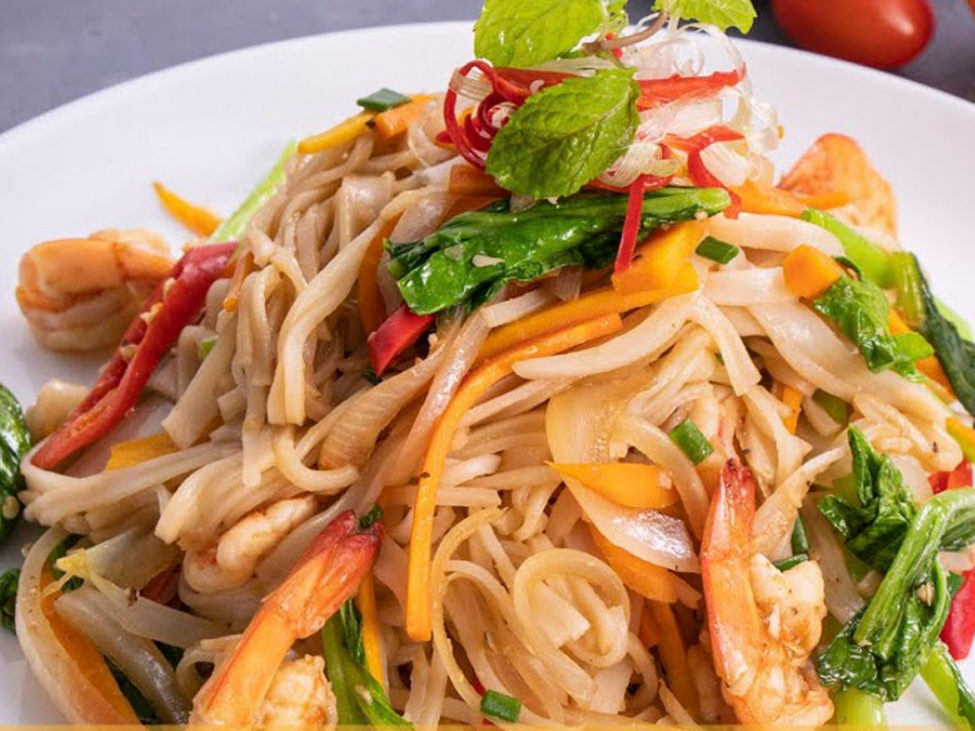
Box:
654;0;757;33
474;0;624;68
0;384;30;543
388;187;730;315
485;69;640;199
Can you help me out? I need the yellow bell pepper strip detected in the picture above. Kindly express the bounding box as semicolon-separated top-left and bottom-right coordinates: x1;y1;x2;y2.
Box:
651;601;700;717
105;433;179;471
782;244;845;299
406;314;624;641
358;216;400;335
152;182;221;237
638;605;662;649
298;112;376;155
730;179;806;217
478;264;697;363
611;221;704;295
948;418;975;464
222;251;255;314
41;568;141;723
590;527;678;603
889;310;955;392
550;462;677;509
356;572;387;691
373;95;434;141
773;382;804;435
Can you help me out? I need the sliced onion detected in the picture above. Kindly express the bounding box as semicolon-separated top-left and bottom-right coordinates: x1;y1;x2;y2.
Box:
56;586;191;723
802;500;864;623
546;380;699;572
707;213;843;256
702;267;793;306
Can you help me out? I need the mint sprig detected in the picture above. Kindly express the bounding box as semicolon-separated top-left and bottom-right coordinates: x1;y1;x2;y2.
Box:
485;69;640;198
654;0;757;33
474;0;620;68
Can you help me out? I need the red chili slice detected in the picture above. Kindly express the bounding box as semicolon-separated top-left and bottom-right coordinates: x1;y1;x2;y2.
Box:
368;304;436;376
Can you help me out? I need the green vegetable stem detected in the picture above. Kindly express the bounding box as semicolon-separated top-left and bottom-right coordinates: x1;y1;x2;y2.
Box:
213;142;296;245
0;384;31;543
389;187;730;315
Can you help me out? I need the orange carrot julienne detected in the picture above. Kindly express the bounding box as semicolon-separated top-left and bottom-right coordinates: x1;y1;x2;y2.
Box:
776;383;804;434
730;179;806;218
590;526;678;603
639;606;662;648
405;313;624;641
153;181;222;237
651;601;700;716
799;191;852;210
448;164;506;197
222;251;255;313
358;216;400;335
552;462;677;509
611;221;704;296
888;310;955;393
478;264;697;363
782;244;844;299
356;572;386;691
374;95;434;140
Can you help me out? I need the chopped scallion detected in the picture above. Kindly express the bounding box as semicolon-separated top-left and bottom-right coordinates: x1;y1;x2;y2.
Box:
791;515;810;555
773;553;808;572
480;690;522;722
668;419;714;465
359;505;383;530
357;88;411;112
362;367;381;385
695;236;739;265
198;335;217;361
813;389;850;425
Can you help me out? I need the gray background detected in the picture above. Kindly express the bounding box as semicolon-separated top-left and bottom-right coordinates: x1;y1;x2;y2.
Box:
1;0;974;134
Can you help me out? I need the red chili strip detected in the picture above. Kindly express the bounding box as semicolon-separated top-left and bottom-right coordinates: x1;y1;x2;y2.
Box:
637;67;745;110
368;304;436;376
32;242;236;469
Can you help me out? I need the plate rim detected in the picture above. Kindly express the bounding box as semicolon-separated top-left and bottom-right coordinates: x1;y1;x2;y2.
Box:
1;20;973;158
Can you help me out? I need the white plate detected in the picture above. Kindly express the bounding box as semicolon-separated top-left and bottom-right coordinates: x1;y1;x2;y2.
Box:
1;20;974;725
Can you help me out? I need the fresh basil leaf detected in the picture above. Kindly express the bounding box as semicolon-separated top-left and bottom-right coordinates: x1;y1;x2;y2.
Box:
485;69;640;199
654;0;757;33
813;274;932;381
474;0;610;68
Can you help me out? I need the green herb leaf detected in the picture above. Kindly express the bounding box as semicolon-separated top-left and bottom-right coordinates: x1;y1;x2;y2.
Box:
486;69;640;199
390;187;729;315
0;384;30;544
654;0;757;32
0;567;18;632
813;389;849;425
813;274;932;381
474;0;611;68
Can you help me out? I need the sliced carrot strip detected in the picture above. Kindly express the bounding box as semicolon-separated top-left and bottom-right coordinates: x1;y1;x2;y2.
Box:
222;251;255;313
106;432;179;471
773;383;804;435
551;462;677;509
448;164;506;197
298;111;376;154
638;606;662;649
356;572;387;691
479;263;697;362
782;244;844;299
651;602;700;717
406;314;624;641
799;191;852;210
889;310;955;393
611;221;704;295
730;179;806;217
374;95;435;140
153;182;222;237
590;527;678;603
358;216;400;335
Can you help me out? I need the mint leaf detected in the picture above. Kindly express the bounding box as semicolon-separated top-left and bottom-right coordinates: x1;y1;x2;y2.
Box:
475;0;610;68
485;69;639;198
655;0;757;33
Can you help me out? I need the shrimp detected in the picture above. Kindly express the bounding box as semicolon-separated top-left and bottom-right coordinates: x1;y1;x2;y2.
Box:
183;496;318;593
16;229;174;351
191;510;381;727
701;460;833;727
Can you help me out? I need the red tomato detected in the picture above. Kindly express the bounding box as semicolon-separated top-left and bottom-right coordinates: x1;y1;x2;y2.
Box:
771;0;935;69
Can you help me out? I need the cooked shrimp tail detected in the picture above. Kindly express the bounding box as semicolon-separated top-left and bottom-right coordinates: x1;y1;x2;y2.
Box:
191;510;381;727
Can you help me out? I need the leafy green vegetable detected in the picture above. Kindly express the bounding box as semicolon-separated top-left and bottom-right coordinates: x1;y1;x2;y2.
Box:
486;69;640;199
817;428;916;573
48;536;83;592
668;418;714;465
654;0;756;32
813;273;932;381
214;142;296;245
791;515;809;555
0;384;30;543
357;88;411;112
0;567;18;632
474;0;615;68
359;504;384;530
812;389;849;425
831;687;887;727
772;553;808;572
920;642;975;730
322;600;411;727
695;236;739;264
390;187;729;315
802;209;892;287
904;254;975;418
